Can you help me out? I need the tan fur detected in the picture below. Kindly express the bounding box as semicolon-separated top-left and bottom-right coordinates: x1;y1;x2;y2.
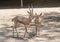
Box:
34;13;42;37
12;7;34;38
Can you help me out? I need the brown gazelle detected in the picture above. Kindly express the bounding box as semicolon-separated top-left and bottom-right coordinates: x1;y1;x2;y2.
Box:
34;13;42;37
12;6;34;38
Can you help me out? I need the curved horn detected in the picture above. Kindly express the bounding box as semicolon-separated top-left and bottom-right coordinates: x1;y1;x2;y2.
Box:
28;4;31;12
31;4;33;14
31;4;33;13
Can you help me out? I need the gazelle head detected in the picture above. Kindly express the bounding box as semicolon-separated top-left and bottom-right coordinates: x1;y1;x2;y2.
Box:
35;13;42;25
27;5;34;19
35;13;42;18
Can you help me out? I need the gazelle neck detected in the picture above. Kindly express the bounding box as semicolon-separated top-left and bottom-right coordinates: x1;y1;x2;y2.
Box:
27;16;33;24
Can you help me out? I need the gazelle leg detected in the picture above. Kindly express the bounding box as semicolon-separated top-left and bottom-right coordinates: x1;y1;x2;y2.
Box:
36;24;40;37
15;28;19;37
13;27;14;37
35;24;40;37
12;22;15;37
24;25;28;38
14;21;19;37
35;24;38;36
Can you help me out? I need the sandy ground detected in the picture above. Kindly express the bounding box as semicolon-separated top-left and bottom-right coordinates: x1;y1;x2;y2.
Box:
0;7;60;42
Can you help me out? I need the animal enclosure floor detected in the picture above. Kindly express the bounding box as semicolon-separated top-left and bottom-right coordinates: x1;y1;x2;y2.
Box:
0;7;60;42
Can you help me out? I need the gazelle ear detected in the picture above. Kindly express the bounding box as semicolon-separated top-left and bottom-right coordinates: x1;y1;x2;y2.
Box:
39;13;42;16
35;13;38;17
35;13;37;16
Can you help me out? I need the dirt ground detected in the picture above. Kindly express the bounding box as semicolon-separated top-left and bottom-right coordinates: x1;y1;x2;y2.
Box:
0;7;60;42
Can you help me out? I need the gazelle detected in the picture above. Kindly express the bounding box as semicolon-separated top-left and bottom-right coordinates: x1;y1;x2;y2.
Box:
34;13;42;37
12;6;34;38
